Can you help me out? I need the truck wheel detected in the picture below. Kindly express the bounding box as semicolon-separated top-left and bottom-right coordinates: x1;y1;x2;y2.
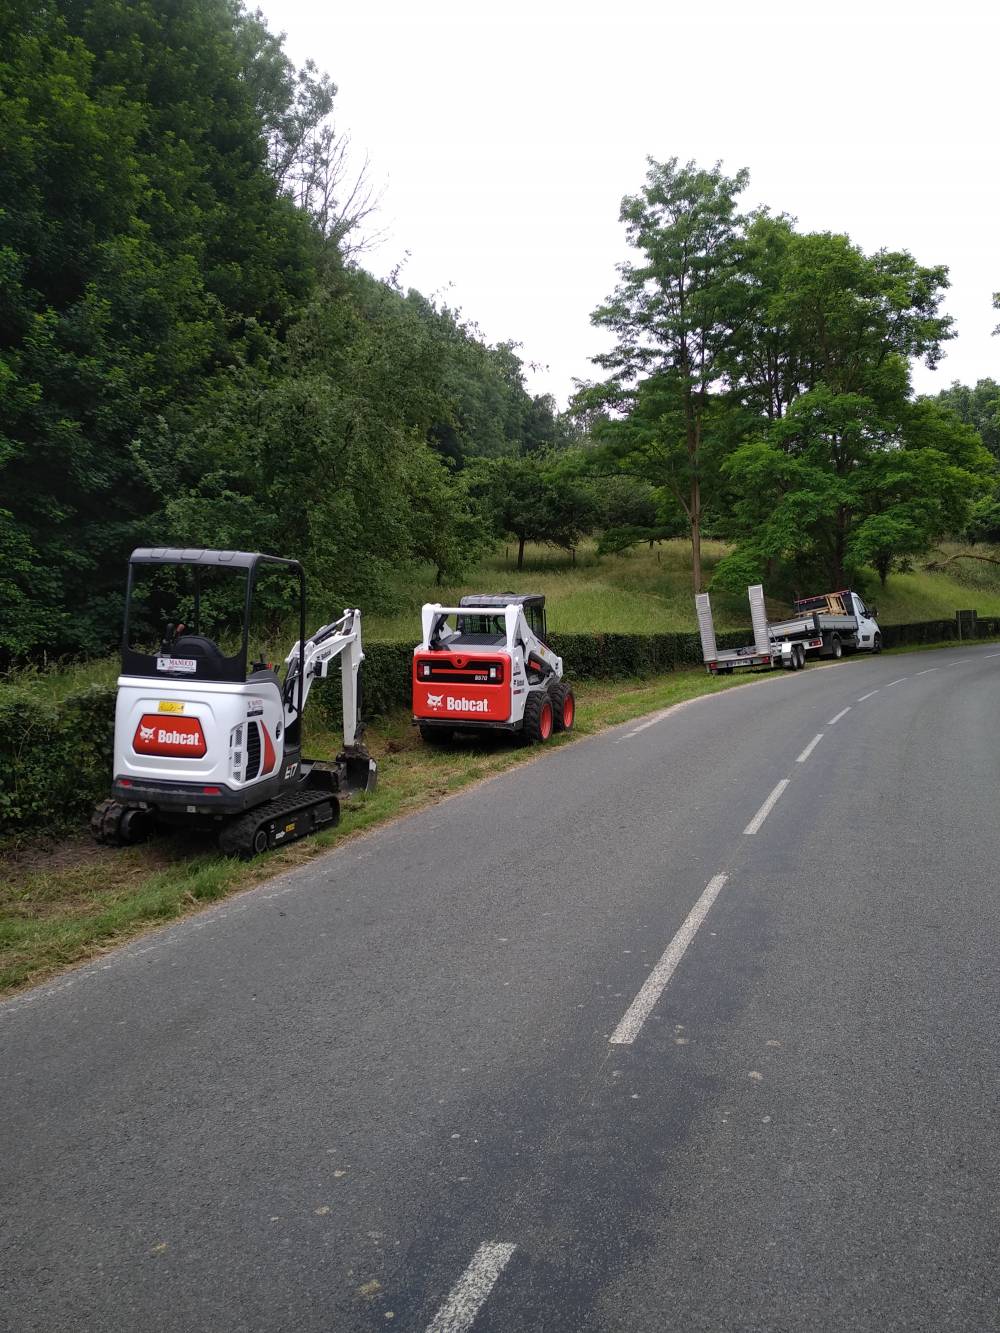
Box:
551;682;576;731
522;691;554;743
419;724;454;745
873;632;882;654
830;634;842;659
794;644;806;669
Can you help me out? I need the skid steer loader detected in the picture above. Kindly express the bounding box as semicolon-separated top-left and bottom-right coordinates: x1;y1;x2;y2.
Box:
412;594;575;744
91;548;376;858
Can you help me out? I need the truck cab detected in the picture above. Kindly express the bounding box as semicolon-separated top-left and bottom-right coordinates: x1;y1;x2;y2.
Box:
792;589;882;654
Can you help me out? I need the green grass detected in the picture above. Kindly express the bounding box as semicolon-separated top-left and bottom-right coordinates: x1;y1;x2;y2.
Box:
365;539;752;640
862;552;1000;623
0;662;792;994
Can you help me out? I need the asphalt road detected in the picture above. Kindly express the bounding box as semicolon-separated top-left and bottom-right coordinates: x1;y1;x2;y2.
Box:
3;644;1000;1332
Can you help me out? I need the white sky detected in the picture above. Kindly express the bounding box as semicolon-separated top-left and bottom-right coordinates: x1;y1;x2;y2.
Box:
255;0;998;407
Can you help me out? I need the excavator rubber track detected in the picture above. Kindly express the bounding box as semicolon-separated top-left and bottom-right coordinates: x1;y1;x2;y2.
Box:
218;787;340;860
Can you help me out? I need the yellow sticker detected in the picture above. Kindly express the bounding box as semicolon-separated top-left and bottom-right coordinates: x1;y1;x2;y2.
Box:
157;700;185;713
285;822;296;833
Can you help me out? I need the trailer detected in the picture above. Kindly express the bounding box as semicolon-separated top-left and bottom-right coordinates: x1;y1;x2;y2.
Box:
769;589;882;659
696;585;806;675
696;584;883;675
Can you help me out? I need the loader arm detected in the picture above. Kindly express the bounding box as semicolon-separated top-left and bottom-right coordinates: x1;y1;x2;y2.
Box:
283;608;365;747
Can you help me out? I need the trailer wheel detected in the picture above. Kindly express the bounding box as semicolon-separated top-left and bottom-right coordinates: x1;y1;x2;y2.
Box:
551;682;575;731
523;691;554;743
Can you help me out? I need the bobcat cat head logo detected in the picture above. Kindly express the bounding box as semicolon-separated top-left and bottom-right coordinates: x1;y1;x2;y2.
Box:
427;693;444;709
139;724;155;742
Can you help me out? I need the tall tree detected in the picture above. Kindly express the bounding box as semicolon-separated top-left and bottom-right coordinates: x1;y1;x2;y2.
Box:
585;157;749;592
714;228;971;590
0;0;320;658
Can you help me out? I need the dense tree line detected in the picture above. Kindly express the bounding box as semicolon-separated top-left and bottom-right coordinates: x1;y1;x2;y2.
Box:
0;0;589;660
578;159;997;595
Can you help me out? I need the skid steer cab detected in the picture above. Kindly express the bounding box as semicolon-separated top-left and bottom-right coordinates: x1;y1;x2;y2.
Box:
92;548;376;858
412;594;575;745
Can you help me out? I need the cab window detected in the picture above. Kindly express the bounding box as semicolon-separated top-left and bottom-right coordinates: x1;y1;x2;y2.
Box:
526;605;547;641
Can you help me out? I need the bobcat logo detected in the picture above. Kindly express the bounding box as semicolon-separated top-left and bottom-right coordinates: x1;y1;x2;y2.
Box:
139;724;155;742
426;693;444;709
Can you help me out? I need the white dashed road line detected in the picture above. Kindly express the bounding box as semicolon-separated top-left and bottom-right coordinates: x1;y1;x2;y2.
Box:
916;668;939;675
425;1243;517;1333
987;652;1000;659
796;734;824;764
609;874;729;1045
827;707;851;725
884;677;907;688
857;690;880;701
743;779;791;836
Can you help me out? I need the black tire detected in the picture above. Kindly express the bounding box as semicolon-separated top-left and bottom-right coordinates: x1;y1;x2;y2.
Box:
829;634;842;660
795;644;805;669
550;681;576;732
91;798;126;846
419;724;454;745
873;632;882;654
522;690;555;743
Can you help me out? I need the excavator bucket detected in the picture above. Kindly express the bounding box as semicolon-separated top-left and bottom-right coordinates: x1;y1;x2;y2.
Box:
338;747;378;796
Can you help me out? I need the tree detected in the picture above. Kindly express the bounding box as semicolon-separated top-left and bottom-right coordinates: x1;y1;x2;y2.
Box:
931;380;1000;458
716;390;993;592
584;157;750;592
714;227;974;590
470;453;598;569
0;0;320;658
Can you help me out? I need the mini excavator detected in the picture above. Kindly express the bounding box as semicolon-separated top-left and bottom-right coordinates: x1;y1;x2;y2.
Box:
92;548;376;858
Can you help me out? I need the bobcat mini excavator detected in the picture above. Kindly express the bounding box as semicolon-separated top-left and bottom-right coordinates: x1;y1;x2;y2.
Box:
92;548;376;858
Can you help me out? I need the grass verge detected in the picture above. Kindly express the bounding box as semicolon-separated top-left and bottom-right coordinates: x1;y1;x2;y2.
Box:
0;663;786;995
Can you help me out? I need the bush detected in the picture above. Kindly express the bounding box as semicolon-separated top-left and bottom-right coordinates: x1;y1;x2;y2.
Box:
0;685;116;838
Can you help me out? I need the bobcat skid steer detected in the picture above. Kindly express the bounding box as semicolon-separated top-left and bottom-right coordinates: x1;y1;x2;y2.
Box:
412;594;575;744
91;548;376;859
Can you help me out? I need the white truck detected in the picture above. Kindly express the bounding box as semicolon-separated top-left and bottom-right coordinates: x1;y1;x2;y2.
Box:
769;589;882;660
696;584;882;675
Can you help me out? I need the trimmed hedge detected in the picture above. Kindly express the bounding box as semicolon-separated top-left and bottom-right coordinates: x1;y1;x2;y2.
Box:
0;685;116;838
5;614;1000;839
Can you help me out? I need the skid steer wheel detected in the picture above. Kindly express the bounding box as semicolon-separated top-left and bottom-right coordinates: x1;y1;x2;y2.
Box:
419;724;454;745
551;681;576;731
522;691;555;743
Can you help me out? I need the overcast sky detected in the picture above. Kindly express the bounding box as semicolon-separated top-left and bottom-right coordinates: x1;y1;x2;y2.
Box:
255;0;998;408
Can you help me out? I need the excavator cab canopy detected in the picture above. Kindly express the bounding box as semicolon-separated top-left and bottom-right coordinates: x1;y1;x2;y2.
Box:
121;549;306;707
